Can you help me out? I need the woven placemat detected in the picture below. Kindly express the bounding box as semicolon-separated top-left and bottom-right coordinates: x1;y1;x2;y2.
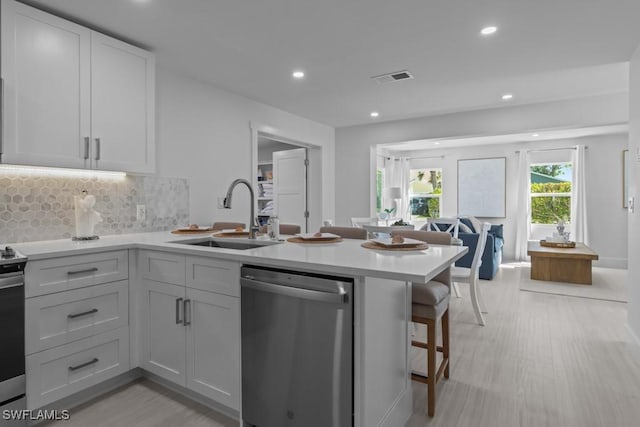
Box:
361;241;428;251
540;240;576;248
287;237;343;244
171;228;213;235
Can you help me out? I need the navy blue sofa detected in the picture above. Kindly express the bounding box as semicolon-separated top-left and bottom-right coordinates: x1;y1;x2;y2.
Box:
426;219;504;280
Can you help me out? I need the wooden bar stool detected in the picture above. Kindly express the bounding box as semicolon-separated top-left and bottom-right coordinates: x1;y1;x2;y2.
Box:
391;229;452;417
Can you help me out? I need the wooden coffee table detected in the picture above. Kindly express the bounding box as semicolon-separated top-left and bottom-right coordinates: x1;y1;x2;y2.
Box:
527;241;599;285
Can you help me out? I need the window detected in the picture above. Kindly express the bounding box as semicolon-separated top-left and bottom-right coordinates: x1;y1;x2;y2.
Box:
375;169;384;213
408;168;441;219
530;163;572;224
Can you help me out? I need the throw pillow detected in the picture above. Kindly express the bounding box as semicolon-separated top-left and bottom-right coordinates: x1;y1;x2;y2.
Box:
459;217;475;233
467;216;483;235
458;222;473;233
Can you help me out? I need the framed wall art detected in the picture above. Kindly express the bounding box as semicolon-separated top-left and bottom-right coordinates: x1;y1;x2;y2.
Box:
457;157;506;218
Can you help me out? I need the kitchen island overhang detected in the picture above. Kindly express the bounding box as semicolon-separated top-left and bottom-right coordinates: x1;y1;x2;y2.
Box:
13;232;467;427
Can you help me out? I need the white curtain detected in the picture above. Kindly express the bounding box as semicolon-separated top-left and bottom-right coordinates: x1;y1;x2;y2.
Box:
384;156;410;218
571;145;588;243
515;150;531;261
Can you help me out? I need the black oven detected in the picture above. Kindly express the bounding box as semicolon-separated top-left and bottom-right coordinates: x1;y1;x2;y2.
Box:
0;249;27;426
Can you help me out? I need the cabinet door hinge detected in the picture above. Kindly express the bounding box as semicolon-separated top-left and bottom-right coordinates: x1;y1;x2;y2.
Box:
304;158;309;166
304;211;309;218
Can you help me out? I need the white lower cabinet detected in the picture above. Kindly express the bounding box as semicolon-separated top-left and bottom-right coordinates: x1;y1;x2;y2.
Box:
186;288;240;409
26;327;130;410
25;250;132;410
24;249;240;412
140;279;186;384
138;254;240;411
25;280;128;354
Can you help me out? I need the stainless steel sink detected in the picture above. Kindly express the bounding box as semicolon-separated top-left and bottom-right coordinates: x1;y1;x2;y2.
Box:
171;238;280;250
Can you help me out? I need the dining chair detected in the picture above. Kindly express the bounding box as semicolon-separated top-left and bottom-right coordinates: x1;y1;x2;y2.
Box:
211;221;246;231
318;226;367;240
424;217;460;239
422;218;463;297
258;223;301;235
451;222;491;326
390;229;452;417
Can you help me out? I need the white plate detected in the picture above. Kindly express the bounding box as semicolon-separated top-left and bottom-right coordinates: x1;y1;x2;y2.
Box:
295;232;341;240
371;237;425;247
220;229;247;233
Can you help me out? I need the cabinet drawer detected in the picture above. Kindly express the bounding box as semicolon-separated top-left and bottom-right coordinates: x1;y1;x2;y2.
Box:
26;327;130;410
186;257;240;297
139;251;185;285
26;251;128;297
26;280;129;355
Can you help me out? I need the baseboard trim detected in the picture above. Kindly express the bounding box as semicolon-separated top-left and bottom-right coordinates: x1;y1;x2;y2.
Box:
595;257;628;269
30;369;142;426
141;370;240;422
30;369;240;426
378;383;412;427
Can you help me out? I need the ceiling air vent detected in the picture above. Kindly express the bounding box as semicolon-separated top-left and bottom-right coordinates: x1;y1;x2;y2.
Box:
371;70;414;84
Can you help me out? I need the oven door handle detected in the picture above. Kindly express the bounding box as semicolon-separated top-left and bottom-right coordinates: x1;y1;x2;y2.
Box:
0;274;23;289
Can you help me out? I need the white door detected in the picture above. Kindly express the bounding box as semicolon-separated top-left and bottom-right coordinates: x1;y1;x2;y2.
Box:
140;279;186;385
185;288;240;410
273;148;307;232
1;0;91;168
90;32;155;173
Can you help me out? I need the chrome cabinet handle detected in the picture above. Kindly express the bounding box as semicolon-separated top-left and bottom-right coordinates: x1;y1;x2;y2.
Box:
183;299;191;326
95;138;101;160
67;267;98;276
68;358;99;371
84;137;90;160
67;308;98;319
176;298;183;324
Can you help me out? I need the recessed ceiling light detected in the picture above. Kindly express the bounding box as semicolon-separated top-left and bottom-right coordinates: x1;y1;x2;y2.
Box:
370;111;379;118
501;93;514;101
292;70;305;79
131;0;152;4
532;133;540;137
481;26;498;36
434;142;441;145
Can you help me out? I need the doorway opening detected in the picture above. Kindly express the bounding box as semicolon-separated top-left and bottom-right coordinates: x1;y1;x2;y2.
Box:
251;124;322;234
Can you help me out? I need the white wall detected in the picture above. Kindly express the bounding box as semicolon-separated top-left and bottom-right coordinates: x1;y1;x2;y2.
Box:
384;134;628;266
336;93;628;229
628;46;640;345
155;69;335;230
336;93;629;266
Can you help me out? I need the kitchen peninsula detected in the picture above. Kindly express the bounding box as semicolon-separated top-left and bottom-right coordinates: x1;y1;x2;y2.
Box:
13;232;467;427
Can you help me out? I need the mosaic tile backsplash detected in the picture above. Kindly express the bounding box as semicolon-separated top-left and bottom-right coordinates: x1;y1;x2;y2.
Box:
0;174;189;243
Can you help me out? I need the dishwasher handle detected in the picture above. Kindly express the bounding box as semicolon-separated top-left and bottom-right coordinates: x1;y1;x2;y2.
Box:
241;277;348;304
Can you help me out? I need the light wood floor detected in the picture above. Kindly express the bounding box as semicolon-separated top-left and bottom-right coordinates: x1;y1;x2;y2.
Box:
43;264;640;427
408;263;640;427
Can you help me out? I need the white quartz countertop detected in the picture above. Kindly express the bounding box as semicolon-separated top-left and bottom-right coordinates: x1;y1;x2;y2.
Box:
11;231;468;283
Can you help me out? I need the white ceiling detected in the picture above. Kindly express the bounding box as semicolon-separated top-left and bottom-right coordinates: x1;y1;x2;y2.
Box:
379;124;629;155
23;0;640;127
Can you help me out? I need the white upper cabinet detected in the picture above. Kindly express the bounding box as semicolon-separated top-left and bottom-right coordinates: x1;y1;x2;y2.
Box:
0;0;155;173
1;1;91;169
91;33;155;173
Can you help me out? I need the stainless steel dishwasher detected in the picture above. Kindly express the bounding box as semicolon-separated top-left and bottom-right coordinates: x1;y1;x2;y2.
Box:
241;265;353;427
